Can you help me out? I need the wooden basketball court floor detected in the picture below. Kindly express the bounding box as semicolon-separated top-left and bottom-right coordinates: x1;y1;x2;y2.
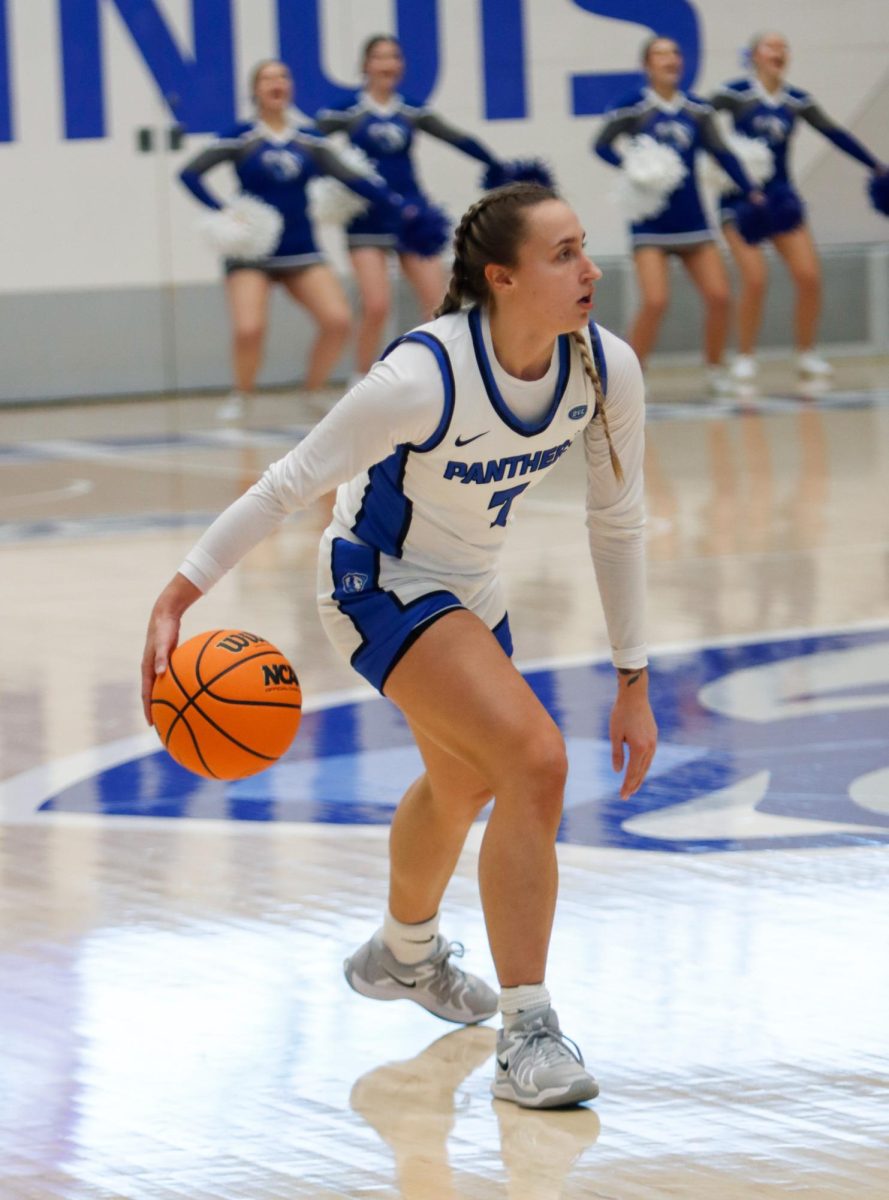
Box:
1;358;888;1199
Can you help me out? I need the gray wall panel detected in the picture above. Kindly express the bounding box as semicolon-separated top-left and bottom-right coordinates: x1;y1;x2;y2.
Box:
1;247;886;404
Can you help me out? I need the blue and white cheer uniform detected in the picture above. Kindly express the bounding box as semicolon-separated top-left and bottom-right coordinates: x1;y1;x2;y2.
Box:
315;91;498;249
710;76;880;227
595;87;755;250
179;116;398;272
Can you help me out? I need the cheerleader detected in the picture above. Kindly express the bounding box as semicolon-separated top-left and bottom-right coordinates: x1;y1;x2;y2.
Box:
180;60;404;418
314;35;504;377
595;36;762;393
712;32;887;384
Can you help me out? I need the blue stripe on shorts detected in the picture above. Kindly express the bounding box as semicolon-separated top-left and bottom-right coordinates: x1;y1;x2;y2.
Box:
329;538;513;693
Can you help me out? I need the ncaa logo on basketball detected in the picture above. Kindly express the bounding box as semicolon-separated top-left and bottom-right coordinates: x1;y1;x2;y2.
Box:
569;405;588;420
262;662;298;688
342;571;370;593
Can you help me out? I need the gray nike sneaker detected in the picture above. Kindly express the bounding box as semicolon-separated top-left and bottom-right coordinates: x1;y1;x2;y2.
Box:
492;1006;599;1109
344;932;498;1024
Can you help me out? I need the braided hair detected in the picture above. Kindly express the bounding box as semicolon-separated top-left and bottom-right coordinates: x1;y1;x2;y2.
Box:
435;182;623;481
571;331;623;482
434;182;558;317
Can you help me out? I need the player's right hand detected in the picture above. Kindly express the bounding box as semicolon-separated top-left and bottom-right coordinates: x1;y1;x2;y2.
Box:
140;573;202;725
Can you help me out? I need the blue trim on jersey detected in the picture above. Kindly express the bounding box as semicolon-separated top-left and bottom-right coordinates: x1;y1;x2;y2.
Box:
351;447;413;558
468;307;570;437
351;330;457;557
329;537;513;692
381;331;456;453
588;321;607;405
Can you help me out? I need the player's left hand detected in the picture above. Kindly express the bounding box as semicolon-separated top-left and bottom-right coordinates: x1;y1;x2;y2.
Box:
610;667;658;800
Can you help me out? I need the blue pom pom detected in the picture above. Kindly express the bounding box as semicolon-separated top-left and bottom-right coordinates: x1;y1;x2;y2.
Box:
481;158;556;191
868;172;889;216
482;162;509;189
397;202;451;257
767;184;805;235
735;198;771;245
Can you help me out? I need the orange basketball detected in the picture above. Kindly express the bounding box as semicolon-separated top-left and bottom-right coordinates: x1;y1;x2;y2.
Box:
151;629;302;780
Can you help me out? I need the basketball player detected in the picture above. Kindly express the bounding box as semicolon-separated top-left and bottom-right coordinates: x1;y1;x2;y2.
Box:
711;31;888;384
314;34;504;377
594;36;761;392
141;183;657;1109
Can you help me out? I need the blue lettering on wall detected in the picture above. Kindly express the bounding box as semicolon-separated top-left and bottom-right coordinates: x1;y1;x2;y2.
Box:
480;0;527;119
277;0;440;116
0;0;11;142
28;0;706;143
569;0;700;115
59;0;235;139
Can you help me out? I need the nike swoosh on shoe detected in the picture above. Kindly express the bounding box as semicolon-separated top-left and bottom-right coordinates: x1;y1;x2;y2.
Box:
383;968;417;988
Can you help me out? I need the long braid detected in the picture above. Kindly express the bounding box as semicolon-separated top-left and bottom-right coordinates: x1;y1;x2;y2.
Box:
435;201;484;316
571;331;623;483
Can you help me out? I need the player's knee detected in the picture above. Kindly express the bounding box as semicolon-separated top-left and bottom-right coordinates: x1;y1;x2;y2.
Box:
515;732;568;817
454;782;495;821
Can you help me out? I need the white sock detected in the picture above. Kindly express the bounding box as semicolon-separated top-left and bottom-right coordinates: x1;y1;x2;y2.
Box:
499;983;552;1027
382;909;440;965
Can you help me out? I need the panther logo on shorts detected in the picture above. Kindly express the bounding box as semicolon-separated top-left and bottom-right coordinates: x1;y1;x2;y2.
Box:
342;571;370;593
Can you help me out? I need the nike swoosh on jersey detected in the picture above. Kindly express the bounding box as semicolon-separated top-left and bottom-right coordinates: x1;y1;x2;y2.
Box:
454;431;489;446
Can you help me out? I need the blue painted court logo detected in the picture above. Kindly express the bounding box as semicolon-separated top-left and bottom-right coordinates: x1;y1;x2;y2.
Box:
34;628;889;852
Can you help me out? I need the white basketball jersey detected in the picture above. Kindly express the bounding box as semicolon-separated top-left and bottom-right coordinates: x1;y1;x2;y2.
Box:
330;307;606;576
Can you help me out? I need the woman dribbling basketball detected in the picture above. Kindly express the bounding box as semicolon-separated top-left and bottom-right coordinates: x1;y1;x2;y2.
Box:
141;183;657;1110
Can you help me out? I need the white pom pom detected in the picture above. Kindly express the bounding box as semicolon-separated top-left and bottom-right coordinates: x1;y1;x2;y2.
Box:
198;194;284;259
307;144;374;226
614;135;688;222
702;134;775;195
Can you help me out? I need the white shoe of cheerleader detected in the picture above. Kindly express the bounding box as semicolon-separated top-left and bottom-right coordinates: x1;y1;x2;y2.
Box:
216;391;248;421
730;354;758;383
796;350;833;379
